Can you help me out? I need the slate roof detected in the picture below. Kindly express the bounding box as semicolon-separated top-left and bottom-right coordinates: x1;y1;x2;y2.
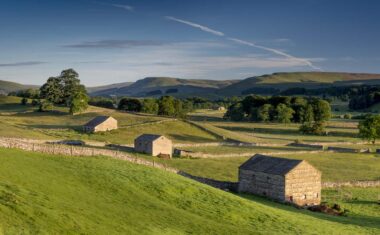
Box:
84;116;113;127
239;154;303;176
135;134;165;142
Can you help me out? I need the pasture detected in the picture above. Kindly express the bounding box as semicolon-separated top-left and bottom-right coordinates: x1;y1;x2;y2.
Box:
0;148;378;234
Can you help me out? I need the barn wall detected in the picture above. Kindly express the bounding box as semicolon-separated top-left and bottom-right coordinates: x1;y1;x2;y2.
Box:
238;169;285;201
152;137;172;157
94;118;118;132
134;139;153;155
285;162;321;206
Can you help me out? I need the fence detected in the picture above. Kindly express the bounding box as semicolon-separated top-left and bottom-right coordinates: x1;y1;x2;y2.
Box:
0;137;178;174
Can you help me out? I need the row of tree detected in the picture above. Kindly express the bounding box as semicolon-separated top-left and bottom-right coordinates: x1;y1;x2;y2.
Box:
224;95;331;134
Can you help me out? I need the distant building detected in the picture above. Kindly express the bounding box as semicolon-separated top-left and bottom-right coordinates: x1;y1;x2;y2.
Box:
238;154;321;206
134;134;172;158
214;106;226;111
83;116;118;133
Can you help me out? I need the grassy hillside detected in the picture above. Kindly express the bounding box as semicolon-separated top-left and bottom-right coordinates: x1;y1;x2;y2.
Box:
0;96;219;144
90;77;239;97
220;72;380;95
0;148;378;234
0;80;37;95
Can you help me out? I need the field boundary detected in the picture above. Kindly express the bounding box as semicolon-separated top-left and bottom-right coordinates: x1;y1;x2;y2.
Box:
1;137;379;190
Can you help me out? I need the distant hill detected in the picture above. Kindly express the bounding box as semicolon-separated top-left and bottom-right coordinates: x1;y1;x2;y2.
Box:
219;72;380;96
0;80;38;95
86;82;133;94
90;77;239;98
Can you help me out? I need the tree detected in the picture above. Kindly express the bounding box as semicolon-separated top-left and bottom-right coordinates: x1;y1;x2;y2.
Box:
21;97;28;105
257;104;272;122
224;103;245;121
358;115;380;144
69;85;89;115
40;77;64;104
60;69;80;103
142;98;159;114
38;101;53;112
275;104;294;124
118;98;142;112
313;100;331;122
158;96;176;116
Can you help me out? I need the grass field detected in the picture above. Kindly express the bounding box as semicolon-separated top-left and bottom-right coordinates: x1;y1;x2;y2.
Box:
160;152;380;182
0;148;378;234
0;96;219;144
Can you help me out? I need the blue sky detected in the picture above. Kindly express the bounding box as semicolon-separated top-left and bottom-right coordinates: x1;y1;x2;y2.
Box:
1;0;380;86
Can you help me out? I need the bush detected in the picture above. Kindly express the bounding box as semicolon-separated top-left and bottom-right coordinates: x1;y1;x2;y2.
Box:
38;101;53;112
343;113;352;119
21;97;28;105
31;99;40;106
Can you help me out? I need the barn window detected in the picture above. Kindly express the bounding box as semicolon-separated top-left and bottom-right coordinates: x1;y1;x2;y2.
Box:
302;194;307;200
267;176;270;180
316;193;319;198
289;196;293;202
262;191;266;196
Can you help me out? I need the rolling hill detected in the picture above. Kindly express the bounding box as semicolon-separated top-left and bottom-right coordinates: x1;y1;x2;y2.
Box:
219;72;380;96
0;148;378;234
89;77;239;98
0;80;37;95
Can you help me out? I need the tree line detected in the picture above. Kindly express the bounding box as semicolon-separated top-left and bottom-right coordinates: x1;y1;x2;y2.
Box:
224;95;331;134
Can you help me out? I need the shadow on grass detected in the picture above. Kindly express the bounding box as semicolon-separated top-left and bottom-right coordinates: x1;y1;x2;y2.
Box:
169;134;219;143
238;193;380;230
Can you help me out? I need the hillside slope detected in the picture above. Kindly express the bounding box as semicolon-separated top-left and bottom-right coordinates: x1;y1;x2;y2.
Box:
220;72;380;95
0;148;378;234
90;77;239;97
0;80;37;95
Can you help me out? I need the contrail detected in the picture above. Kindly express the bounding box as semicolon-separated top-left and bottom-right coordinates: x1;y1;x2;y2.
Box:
166;16;321;70
228;38;321;70
165;16;224;36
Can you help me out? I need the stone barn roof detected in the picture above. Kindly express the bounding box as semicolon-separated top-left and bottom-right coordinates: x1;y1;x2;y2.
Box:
84;116;113;127
135;134;165;142
239;154;304;176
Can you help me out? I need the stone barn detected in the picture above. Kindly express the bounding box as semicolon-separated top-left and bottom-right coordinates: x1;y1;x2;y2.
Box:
83;116;118;133
238;154;321;206
134;134;172;158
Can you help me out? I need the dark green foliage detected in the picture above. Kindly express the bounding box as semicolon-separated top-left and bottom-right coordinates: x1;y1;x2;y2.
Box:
224;103;245;121
256;104;273;122
275;104;294;124
40;69;89;114
166;88;178;94
118;98;143;112
31;99;40;106
141;98;159;114
89;97;115;109
38;101;54;112
146;90;162;96
358;114;380;144
20;97;28;105
9;88;40;99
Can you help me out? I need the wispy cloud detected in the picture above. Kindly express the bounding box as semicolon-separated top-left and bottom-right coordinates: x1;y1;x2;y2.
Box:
0;61;46;67
111;4;134;11
63;40;164;49
166;16;224;36
165;16;321;70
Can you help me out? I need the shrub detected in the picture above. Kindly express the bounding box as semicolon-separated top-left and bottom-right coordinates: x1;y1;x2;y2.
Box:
38;101;53;112
21;97;28;105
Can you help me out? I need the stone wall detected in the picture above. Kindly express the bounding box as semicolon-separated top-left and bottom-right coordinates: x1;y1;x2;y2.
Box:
285;161;321;206
327;146;369;153
322;180;380;188
287;143;324;150
238;169;286;201
0;137;178;174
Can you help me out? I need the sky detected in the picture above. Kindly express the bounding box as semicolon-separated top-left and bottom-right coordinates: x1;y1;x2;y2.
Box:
1;0;380;86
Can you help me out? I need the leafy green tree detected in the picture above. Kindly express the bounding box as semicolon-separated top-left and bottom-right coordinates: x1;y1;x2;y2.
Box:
142;98;159;114
358;115;380;144
275;104;294;124
224;103;245;121
118;98;142;112
60;69;80;103
69;85;89;115
257;104;273;122
313;100;331;122
21;97;28;105
158;96;176;116
40;77;64;104
38;101;54;112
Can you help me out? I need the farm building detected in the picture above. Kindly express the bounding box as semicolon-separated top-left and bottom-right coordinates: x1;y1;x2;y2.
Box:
83;116;118;133
238;154;321;206
134;134;172;158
